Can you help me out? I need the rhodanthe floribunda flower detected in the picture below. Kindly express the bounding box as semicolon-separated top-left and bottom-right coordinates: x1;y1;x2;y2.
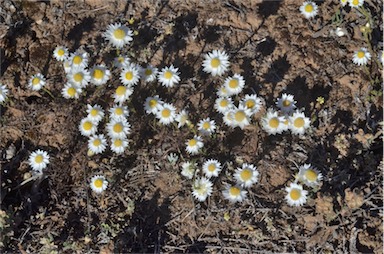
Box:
0;84;9;103
181;161;197;179
110;137;129;154
28;149;50;173
114;55;131;68
297;164;323;187
229;105;252;129
79;117;98;137
289;110;310;135
186;135;204;155
222;184;247;203
67;68;91;88
106;118;131;139
90;65;111;86
197;117;216;135
276;93;296;114
28;73;46;91
69;51;89;69
234;163;259;188
285;183;308;206
109;104;129;121
103;23;133;48
215;97;234;114
175;109;190;128
158;65;181;88
222;109;235;127
120;63;140;86
261;109;287;135
61;82;82;99
340;0;348;6
90;175;108;194
63;60;72;73
53;45;69;61
141;65;158;82
349;0;364;8
144;95;163;114
352;47;371;66
86;104;104;123
156;103;176;125
192;177;213;202
217;85;230;97
240;94;263;115
113;85;134;104
299;1;318;19
88;134;107;155
202;49;230;76
223;74;245;96
202;159;222;178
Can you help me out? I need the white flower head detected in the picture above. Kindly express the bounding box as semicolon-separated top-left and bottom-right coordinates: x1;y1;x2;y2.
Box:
109;104;129;121
240;94;263;115
69;51;89;69
340;0;348;6
90;65;111;86
141;65;158;82
202;49;230;76
144;95;163;114
214;97;234;114
230;105;252;129
234;163;259;188
156;103;176;125
103;23;133;48
285;183;308;207
261;109;286;135
175;109;190;128
158;65;181;88
63;60;72;73
106;118;131;139
276;93;296;115
61;82;82;99
380;51;384;64
120;63;140;86
90;175;108;194
297;164;323;187
192;177;213;202
224;74;245;96
352;47;371;66
299;1;318;19
0;84;9;103
289;110;310;135
202;159;222;178
349;0;364;8
53;46;69;61
113;85;134;104
110;137;129;154
28;149;50;173
222;109;235;127
197;117;216;135
86;104;104;123
217;85;230;97
28;73;46;91
222;184;247;203
113;55;131;68
88;134;107;155
181;161;197;179
186;135;204;155
79;117;98;137
67;67;91;88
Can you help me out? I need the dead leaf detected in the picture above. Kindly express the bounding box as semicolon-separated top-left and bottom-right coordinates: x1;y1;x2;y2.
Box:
344;188;364;210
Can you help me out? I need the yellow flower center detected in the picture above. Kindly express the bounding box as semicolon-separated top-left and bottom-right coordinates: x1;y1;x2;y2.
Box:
293;117;305;128
234;111;246;122
57;49;65;56
219;99;228;107
208;164;216;172
93;69;104;80
83;121;93;131
115;108;123;115
228;79;238;89
240;169;252;181
149;99;157;108
282;100;291;107
229;187;241;196
269;118;279;128
73;55;82;65
116;86;126;96
357;51;365;59
125;71;133;81
145;69;152;76
245;100;255;108
73;73;83;82
210;58;220;68
90;109;98;116
161;108;171;118
94;179;103;188
113;123;123;133
304;4;313;12
113;28;126;40
290;189;301;201
202;122;210;130
35;155;43;163
164;71;173;80
114;139;123;147
352;0;359;5
93;139;101;146
32;77;40;86
304;169;317;182
189;139;197;147
67;87;76;97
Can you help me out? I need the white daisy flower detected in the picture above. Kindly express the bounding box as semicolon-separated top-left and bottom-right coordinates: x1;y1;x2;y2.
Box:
113;55;131;69
109;105;129;121
202;49;230;76
120;63;140;86
352;47;371;66
79;117;98;137
192;177;213;202
214;97;234;114
349;0;364;8
222;109;235;127
217;85;230;97
240;94;263;115
63;60;72;73
186;135;204;155
224;73;245;96
141;65;158;82
285;183;308;207
181;161;197;179
202;159;222;178
261;109;286;135
69;51;89;69
156;103;176;125
28;149;50;173
61;82;82;99
297;164;323;187
175;109;190;128
53;45;69;61
67;68;91;88
106;118;131;139
86;104;104;123
90;65;111;86
222;185;247;203
230;105;252;129
299;1;318;19
110;137;129;154
197;117;216;135
276;93;297;114
144;95;163;114
234;163;259;188
158;65;181;88
289;110;310;135
28;73;46;91
340;0;348;6
0;84;9;103
113;85;134;104
90;175;108;194
379;51;384;64
103;23;133;48
88;134;107;155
